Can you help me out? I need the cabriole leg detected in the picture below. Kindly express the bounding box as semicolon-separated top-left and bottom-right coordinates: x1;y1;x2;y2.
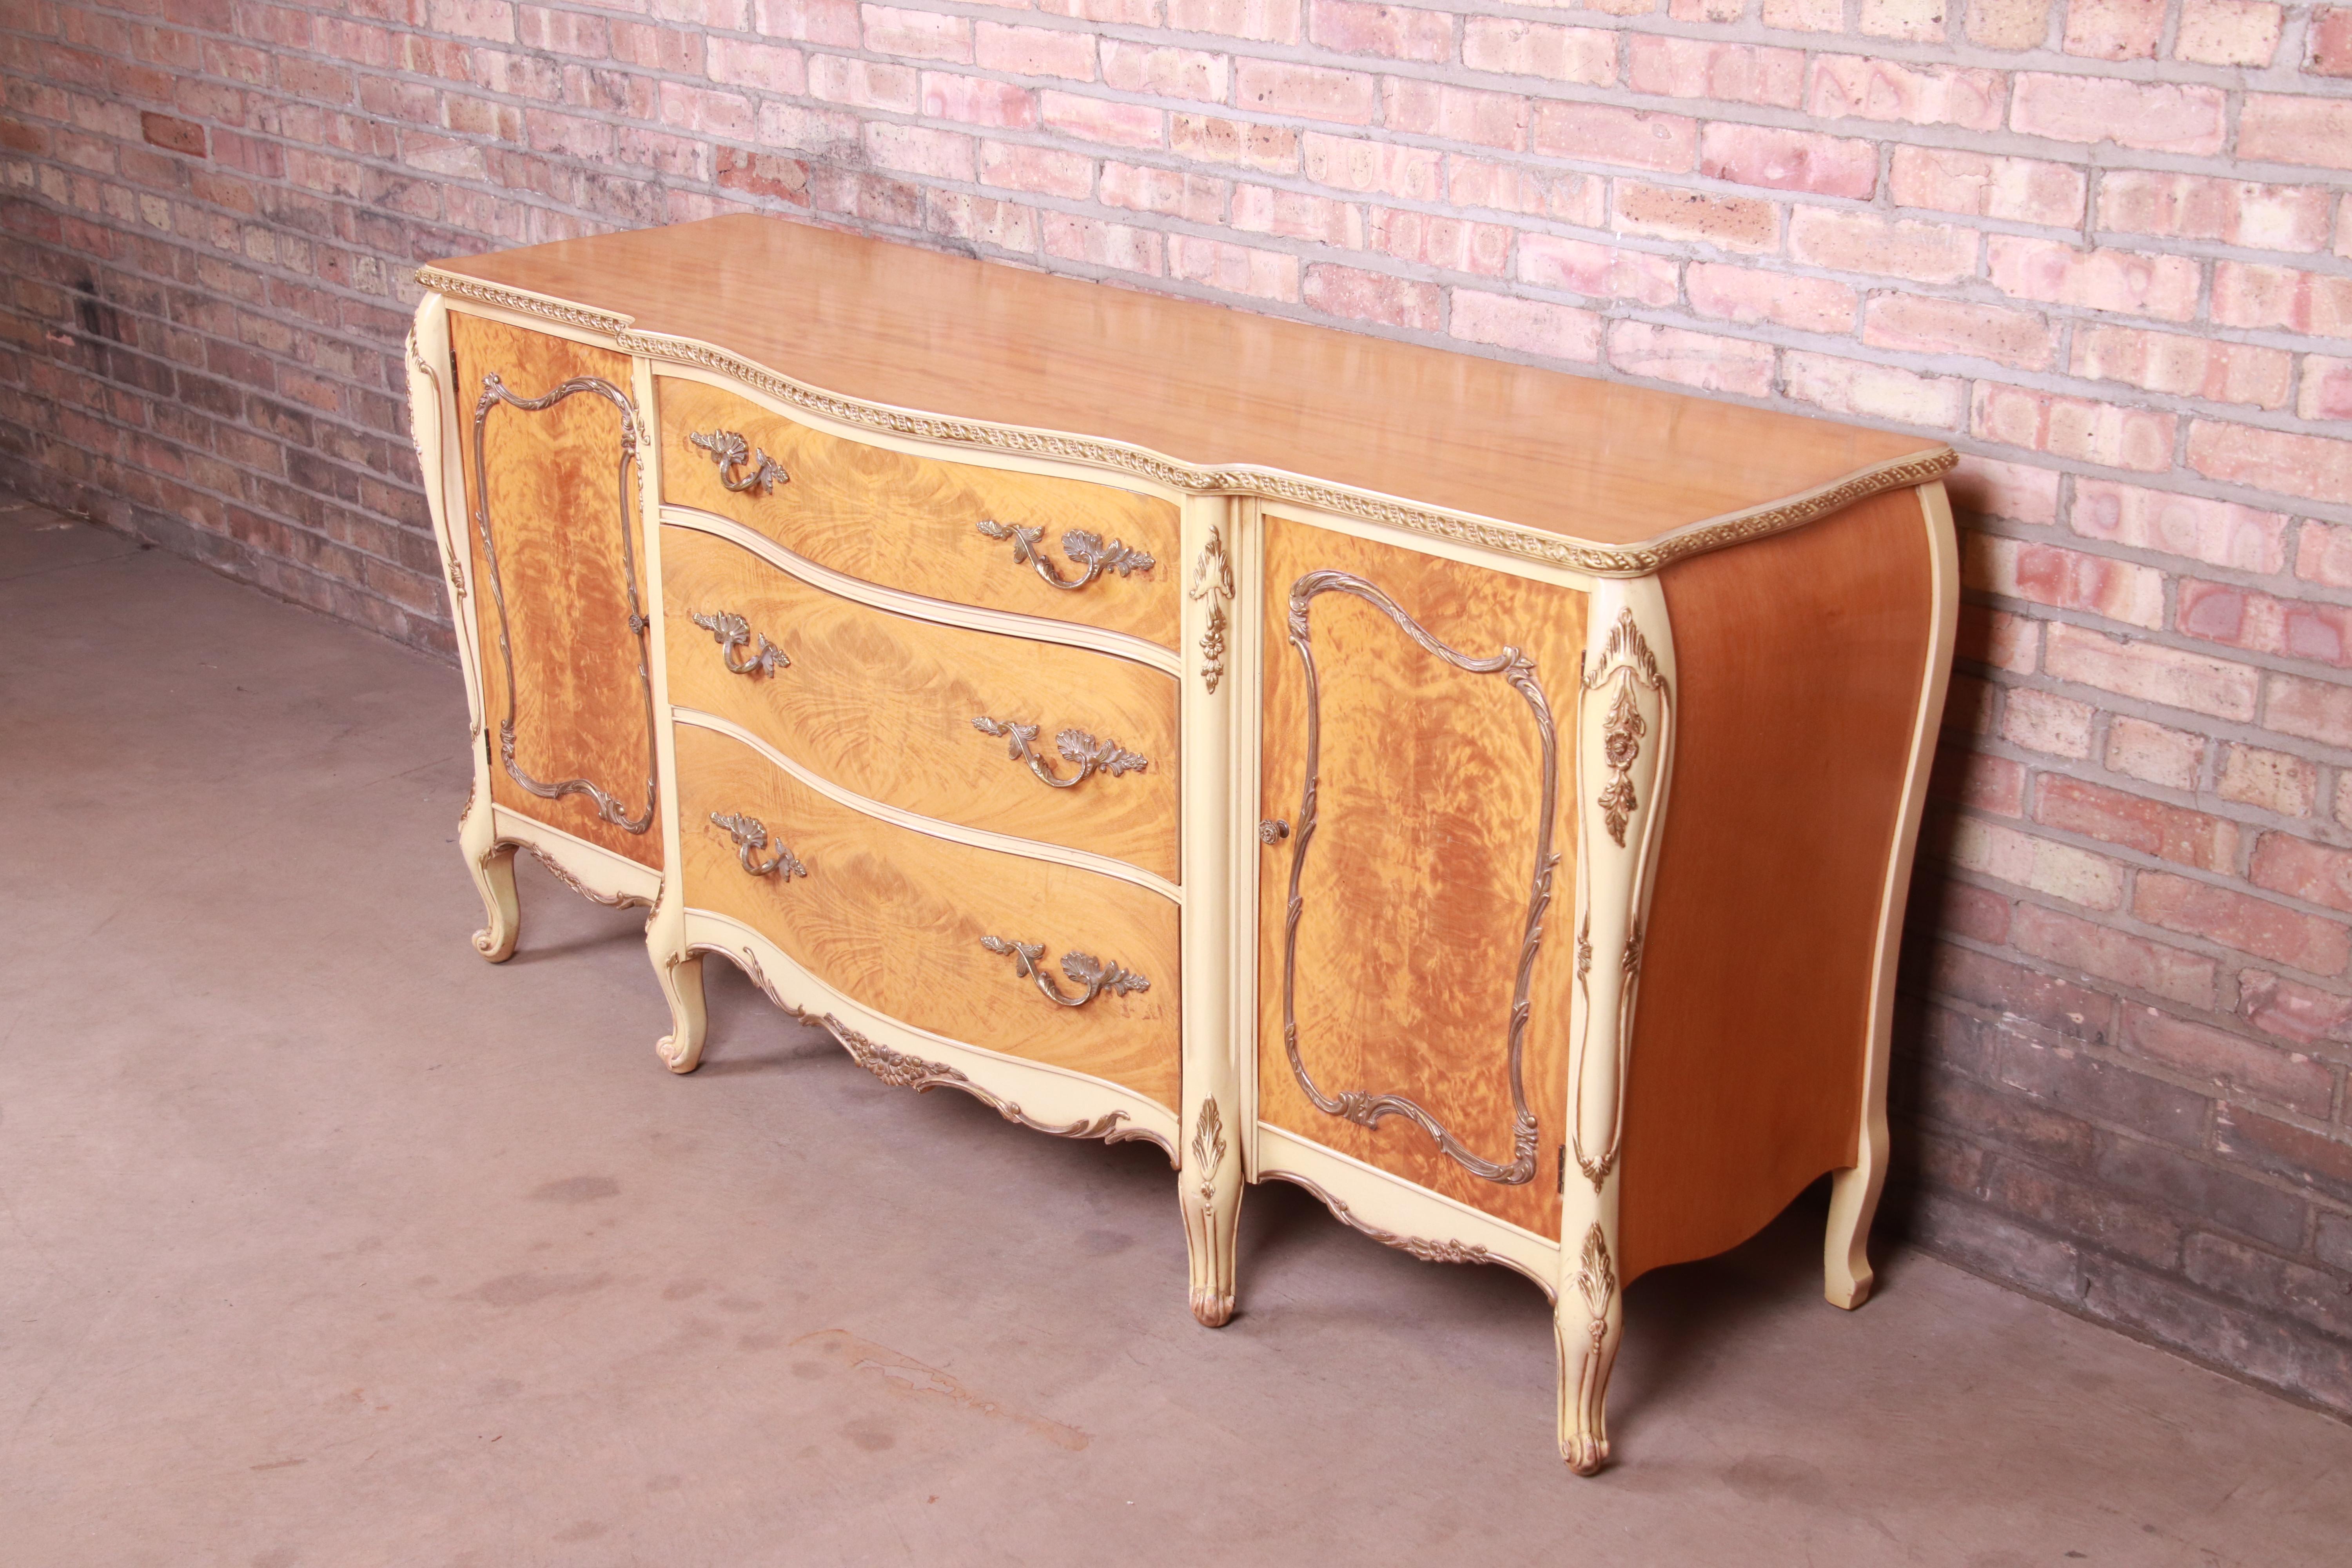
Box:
1557;1213;1622;1476
646;883;707;1073
460;781;520;963
1825;1125;1887;1309
1180;1095;1240;1326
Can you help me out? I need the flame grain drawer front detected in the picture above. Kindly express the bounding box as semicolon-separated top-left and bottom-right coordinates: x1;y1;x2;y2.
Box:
673;720;1181;1111
660;524;1180;884
657;377;1181;650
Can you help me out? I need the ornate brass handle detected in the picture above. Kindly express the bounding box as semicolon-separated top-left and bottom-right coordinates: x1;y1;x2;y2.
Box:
690;609;790;677
971;716;1147;789
980;936;1149;1007
974;520;1154;591
688;428;788;495
710;812;807;879
1259;818;1289;844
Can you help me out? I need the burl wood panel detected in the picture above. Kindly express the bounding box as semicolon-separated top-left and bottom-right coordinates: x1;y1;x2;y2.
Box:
675;721;1180;1109
450;311;660;869
1618;486;1935;1282
1256;517;1584;1236
661;524;1180;882
657;377;1181;650
443;216;1949;544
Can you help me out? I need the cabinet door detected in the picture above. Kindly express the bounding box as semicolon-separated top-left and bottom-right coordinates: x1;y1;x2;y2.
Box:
451;313;661;867
1256;517;1586;1236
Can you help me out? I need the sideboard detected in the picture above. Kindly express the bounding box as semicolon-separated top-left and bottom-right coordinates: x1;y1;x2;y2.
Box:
405;213;1956;1474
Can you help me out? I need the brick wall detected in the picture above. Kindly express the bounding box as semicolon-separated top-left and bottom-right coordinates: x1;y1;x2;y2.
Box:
7;0;2352;1413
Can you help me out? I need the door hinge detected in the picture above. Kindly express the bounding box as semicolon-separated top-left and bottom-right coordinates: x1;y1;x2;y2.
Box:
1556;1145;1566;1196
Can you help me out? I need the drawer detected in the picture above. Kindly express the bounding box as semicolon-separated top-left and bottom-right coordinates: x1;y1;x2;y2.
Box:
676;721;1180;1110
662;525;1180;884
657;377;1181;650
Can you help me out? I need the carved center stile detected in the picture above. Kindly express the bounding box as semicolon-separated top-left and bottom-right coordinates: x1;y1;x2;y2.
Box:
1278;569;1561;1187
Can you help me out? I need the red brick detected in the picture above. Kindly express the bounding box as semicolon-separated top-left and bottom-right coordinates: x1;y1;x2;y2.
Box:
2220;746;2319;818
1973;385;2176;472
1461;18;1616;85
1382;81;1528;152
1687;262;1855;334
1789;209;1976;283
2296;520;2352;590
1368;208;1510;276
1929;942;2117;1039
2071;480;2287;575
2215;1107;2352;1205
920;71;1037;129
807;54;916;113
1517;235;1678;305
1169;235;1297;301
715;147;809;204
2179;581;2352;668
1866;295;2055;371
1967;535;2164;628
1233;182;1362;245
1606;181;1779;255
1859;0;1946;39
2251;832;2352;916
2266;671;2352;748
1040;89;1163;148
926;190;1036;253
1100;42;1229;102
1968;0;2054;47
977;139;1093;198
1307;0;1452;62
1448;157;1605;225
1101;161;1227;224
2071;327;2292;411
1234;58;1376;124
1699;123;1875;199
1950;455;2062;527
2135;873;2352;975
1948;817;2130;910
1931;743;2027;815
2123;1007;2335;1114
2211;263;2352;339
2315;7;2352;74
860;4;971;63
1301;132;1439;200
2097;171;2334;254
2009;73;2227;156
1987;237;2199;324
2013;903;2216;1005
974;22;1096;81
1957;602;2040;673
1934;879;2014;946
2240;969;2352;1045
2045;621;2260;721
1303;263;1439;330
1040;212;1164;275
1163;0;1301;41
1762;0;1843;27
1889;146;2084;227
139;111;206;157
2003;687;2095;758
708;37;806;93
1607;321;1775;397
2301;357;2352;422
2187;421;2352;509
2106;716;2205;791
2239;96;2352;171
1530;103;1696;173
2035;775;2241;873
1806;56;2007;132
1625;36;1805;108
1786;351;1967;428
1448;290;1603;363
755;0;871;46
2175;0;2282;65
2063;0;2166;58
1171;113;1296;173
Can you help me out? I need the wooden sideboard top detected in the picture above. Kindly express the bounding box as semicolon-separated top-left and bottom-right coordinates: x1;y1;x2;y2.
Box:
424;213;1951;553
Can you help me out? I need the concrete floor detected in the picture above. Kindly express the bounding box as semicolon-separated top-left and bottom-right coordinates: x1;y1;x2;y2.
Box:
4;496;2350;1567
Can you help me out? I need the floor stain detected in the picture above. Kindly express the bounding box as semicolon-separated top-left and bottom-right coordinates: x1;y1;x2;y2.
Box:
1724;1452;1828;1503
794;1328;1090;1452
551;1522;607;1543
530;1175;620;1204
472;1271;612;1308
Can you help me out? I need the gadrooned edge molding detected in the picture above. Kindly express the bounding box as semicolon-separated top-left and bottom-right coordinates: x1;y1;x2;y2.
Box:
417;267;1959;579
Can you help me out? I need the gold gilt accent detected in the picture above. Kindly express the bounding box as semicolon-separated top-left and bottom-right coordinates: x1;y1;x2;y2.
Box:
1583;609;1667;849
1262;1173;1557;1298
1574;1223;1616;1345
416;268;1956;579
1189;523;1235;693
1191;1097;1227;1209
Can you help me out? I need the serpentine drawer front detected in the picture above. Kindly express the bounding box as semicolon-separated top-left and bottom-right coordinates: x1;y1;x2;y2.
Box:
409;213;1960;1475
659;521;1180;884
658;376;1181;651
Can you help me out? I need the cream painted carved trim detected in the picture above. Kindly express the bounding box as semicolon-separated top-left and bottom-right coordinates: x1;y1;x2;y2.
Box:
697;939;1175;1159
417;269;1957;578
1188;523;1234;693
1263;1171;1556;1295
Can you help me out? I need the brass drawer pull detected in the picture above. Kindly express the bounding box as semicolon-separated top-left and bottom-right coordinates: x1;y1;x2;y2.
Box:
975;520;1154;591
971;715;1148;789
1259;818;1289;844
690;609;790;677
980;936;1150;1007
710;812;807;879
688;428;789;495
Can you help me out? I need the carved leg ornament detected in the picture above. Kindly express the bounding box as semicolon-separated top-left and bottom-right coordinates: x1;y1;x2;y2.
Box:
1180;1096;1240;1327
459;780;520;962
1555;592;1674;1476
